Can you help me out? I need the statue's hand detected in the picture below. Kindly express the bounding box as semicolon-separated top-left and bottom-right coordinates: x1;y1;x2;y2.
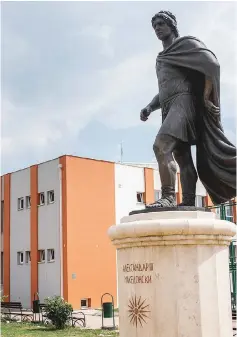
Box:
140;106;152;122
204;99;220;114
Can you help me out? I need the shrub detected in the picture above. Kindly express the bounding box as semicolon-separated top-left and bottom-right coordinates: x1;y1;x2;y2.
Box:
44;296;73;329
0;294;8;302
1;295;9;321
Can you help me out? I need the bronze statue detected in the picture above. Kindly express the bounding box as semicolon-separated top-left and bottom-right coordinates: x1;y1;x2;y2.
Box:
140;11;236;208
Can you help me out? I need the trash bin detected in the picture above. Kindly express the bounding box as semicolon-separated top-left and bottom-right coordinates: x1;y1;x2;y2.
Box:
32;293;40;313
101;293;116;330
103;302;113;318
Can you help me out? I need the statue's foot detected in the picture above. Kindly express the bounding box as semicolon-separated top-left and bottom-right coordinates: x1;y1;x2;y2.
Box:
177;194;196;207
146;195;176;208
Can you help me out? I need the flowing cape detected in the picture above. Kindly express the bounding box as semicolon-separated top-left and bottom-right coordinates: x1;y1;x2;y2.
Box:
158;36;236;204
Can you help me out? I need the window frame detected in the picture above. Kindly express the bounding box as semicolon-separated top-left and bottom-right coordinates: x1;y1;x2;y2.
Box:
136;192;144;204
80;298;91;309
18;197;24;211
26;196;31;209
17;251;24;265
25;251;31;264
47;190;55;204
225;204;233;222
47;248;55;262
38;249;46;263
38;192;45;206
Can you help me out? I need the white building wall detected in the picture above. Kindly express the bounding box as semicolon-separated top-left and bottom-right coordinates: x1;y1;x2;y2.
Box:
196;178;207;196
153;169;161;191
153;169;178;192
114;164;146;224
10;169;31;308
38;159;61;303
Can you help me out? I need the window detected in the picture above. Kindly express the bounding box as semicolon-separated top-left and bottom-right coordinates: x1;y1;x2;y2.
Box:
47;190;55;204
38;250;45;263
17;252;24;265
195;195;205;208
1;201;4;233
215;207;221;219
154;190;161;201
38;193;45;206
25;251;31;264
81;298;91;309
47;249;55;262
18;197;24;210
225;205;233;222
136;192;144;203
26;196;31;209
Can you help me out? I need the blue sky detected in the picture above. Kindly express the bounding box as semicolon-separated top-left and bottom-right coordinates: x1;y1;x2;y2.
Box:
1;1;236;174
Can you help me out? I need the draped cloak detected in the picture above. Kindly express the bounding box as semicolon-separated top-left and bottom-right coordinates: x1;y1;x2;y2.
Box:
157;36;236;205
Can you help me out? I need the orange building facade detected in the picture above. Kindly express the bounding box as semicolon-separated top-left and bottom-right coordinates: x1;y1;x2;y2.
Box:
0;155;236;309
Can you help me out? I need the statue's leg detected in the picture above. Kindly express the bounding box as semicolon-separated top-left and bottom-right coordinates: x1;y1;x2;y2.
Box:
173;144;198;206
146;134;178;208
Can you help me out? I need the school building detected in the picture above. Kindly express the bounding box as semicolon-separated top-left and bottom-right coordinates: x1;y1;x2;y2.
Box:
0;155;236;309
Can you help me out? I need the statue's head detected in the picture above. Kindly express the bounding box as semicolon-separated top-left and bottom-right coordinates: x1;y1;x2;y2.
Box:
151;11;179;41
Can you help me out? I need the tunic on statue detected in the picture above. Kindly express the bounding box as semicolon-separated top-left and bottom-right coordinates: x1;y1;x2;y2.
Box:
156;60;199;145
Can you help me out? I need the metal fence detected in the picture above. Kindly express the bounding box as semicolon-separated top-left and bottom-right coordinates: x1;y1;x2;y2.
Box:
208;201;236;310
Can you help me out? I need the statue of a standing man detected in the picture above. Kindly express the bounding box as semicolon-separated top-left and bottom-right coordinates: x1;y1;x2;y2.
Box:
140;11;236;208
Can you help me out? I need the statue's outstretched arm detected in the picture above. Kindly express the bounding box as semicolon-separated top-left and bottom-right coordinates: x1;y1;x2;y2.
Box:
147;93;161;112
140;94;161;122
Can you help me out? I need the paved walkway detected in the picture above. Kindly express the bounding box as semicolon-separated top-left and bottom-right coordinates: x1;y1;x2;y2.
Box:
74;309;119;330
79;310;237;333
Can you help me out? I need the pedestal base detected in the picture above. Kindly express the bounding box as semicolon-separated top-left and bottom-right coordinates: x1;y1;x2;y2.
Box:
129;205;209;215
108;211;236;337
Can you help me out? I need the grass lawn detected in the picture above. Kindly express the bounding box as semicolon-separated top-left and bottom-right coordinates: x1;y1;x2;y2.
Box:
1;323;119;337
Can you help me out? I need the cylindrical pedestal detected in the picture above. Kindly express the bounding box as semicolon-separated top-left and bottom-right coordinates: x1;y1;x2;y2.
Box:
108;211;236;337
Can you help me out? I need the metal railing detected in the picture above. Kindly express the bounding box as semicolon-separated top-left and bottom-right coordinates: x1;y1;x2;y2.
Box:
208;201;236;311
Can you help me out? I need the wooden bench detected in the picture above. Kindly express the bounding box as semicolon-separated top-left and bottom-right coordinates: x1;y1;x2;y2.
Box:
39;303;86;327
1;302;33;322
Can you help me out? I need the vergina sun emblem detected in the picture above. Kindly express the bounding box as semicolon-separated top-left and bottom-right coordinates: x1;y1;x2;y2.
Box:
128;295;151;327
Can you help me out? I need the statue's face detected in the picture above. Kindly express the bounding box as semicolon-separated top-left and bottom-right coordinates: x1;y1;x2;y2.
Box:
152;17;172;41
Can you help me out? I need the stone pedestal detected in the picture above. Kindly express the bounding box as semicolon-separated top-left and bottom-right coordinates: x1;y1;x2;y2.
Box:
108;210;236;337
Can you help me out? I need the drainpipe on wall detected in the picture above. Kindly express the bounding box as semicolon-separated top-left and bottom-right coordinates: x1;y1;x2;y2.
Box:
58;163;63;298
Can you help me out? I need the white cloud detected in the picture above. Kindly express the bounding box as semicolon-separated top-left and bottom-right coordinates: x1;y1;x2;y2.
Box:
78;24;112;40
1;49;158;161
75;24;114;57
189;2;237;104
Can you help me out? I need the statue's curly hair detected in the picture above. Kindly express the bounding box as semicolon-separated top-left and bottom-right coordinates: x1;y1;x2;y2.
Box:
151;11;179;38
